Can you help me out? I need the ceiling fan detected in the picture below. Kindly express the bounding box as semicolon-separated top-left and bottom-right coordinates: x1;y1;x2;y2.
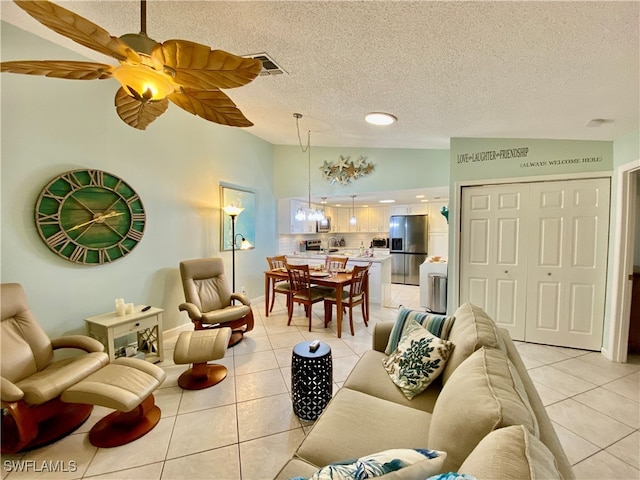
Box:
1;0;262;130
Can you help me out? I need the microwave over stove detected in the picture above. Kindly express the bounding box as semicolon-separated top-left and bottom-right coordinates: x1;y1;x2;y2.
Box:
316;217;331;233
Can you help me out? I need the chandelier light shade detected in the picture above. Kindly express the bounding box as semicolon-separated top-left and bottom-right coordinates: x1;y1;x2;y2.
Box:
293;113;325;223
350;195;357;225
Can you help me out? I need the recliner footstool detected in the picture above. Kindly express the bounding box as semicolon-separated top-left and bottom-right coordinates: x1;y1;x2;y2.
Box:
173;328;231;390
61;357;166;448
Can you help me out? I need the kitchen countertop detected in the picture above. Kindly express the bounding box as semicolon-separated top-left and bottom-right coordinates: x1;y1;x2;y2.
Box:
285;252;391;263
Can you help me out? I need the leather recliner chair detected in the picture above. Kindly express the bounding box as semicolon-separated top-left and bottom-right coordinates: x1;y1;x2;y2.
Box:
0;283;109;453
179;258;254;347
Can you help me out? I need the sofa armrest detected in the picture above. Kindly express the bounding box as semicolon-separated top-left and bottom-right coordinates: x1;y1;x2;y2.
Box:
372;321;394;352
1;376;24;402
51;335;104;353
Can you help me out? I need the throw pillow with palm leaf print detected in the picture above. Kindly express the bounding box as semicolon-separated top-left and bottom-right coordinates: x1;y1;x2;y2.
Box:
383;319;454;399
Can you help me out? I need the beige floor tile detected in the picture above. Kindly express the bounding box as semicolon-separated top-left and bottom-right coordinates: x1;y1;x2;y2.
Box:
322;339;358;358
573;387;640;428
239;428;306;480
519;352;546;369
332;354;360;382
75;405;113;434
177;375;237;414
602;371;640;402
84;462;163;479
84;416;174;477
515;343;573;364
606;431;640;469
236;368;288;402
234;350;279;375
572;450;640;479
161;445;241;480
154;386;183;418
552;357;631;385
579;351;640;374
546;398;634;448
8;433;96;480
269;331;307;350
273;346;294;367
531;381;567;406
281;366;293;391
551;421;600;465
166;405;238;459
237;393;302;442
231;334;273;355
528;365;596;397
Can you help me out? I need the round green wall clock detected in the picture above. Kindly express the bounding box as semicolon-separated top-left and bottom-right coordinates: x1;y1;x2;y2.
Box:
35;169;146;265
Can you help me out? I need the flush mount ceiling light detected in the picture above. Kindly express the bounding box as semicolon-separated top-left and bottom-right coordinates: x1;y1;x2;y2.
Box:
365;112;397;126
0;0;262;130
585;118;613;127
379;199;396;204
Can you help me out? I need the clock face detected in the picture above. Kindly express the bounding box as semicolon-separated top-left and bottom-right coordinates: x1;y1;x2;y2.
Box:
35;169;146;265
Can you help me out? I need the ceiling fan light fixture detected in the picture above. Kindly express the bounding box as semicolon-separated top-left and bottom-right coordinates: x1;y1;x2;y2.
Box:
112;64;175;100
365;112;397;126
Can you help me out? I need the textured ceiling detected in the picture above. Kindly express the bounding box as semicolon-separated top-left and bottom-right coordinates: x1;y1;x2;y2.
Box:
2;0;639;152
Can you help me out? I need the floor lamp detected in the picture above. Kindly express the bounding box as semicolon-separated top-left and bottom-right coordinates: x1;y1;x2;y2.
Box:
223;205;243;293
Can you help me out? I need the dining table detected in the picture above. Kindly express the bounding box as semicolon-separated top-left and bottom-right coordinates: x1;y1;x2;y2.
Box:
264;268;368;338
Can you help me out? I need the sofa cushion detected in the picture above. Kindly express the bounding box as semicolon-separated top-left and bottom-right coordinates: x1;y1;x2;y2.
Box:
385;306;455;355
459;425;564;479
442;303;503;385
383;320;454;399
295;388;432;468
290;448;446;480
343;350;441;412
428;347;539;472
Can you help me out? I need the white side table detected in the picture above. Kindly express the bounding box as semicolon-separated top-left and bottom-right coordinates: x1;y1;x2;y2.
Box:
85;306;164;363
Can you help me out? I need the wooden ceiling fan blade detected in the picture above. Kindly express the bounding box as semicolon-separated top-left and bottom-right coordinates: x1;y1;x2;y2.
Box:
115;87;168;130
14;1;140;63
168;89;253;127
152;40;262;90
0;60;113;80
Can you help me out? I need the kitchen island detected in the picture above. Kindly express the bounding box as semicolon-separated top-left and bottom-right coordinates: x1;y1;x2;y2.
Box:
284;253;392;306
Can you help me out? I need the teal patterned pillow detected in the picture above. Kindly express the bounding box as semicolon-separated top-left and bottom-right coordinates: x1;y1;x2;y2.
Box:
426;473;476;480
383;319;454;400
290;448;446;480
385;306;455;355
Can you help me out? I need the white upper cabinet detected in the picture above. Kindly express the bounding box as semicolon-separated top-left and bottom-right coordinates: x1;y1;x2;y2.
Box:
368;206;390;232
390;204;429;215
278;199;317;234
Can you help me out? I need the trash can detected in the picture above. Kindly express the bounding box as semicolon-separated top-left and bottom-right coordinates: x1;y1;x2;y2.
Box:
429;273;447;314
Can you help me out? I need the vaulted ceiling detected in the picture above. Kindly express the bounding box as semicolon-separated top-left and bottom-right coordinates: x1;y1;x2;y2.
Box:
2;1;638;150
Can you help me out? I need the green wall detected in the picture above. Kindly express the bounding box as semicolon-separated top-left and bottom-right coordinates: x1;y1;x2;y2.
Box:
1;22;277;336
274;145;449;199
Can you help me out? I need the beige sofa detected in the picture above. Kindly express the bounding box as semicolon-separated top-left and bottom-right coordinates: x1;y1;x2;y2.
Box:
275;303;574;479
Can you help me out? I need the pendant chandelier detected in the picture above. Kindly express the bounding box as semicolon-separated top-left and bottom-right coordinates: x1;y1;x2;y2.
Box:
294;113;325;222
350;195;357;225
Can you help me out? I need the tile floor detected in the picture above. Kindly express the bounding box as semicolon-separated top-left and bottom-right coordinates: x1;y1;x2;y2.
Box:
1;284;639;480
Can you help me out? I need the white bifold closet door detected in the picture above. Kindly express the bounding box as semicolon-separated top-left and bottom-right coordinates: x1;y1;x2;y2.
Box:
460;178;610;350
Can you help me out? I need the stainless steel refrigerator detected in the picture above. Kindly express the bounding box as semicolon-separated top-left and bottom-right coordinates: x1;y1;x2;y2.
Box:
390;215;428;285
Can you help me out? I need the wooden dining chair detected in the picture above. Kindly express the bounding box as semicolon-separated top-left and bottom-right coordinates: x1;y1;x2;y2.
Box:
266;255;290;313
323;263;370;336
286;263;328;331
324;255;348;272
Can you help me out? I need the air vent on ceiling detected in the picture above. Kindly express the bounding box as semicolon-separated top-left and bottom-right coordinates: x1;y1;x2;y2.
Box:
244;52;287;76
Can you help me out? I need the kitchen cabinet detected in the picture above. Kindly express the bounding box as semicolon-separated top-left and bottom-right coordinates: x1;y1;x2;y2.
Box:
390;204;428;215
368;206;390;232
278;199;316;234
349;207;369;232
335;208;352;233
